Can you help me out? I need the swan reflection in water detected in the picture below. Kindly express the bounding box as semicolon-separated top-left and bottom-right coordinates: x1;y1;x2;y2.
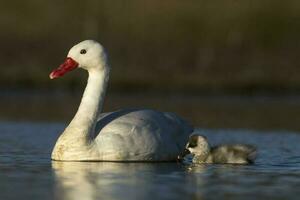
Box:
52;161;208;200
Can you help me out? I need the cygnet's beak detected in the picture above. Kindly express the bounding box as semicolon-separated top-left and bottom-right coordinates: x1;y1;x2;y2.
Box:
49;57;79;79
177;148;191;161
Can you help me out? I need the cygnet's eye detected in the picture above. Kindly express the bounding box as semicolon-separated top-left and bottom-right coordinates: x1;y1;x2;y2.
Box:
188;142;197;148
80;49;87;54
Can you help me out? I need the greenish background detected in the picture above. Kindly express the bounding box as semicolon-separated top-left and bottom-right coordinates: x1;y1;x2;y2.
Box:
1;0;300;131
2;0;300;93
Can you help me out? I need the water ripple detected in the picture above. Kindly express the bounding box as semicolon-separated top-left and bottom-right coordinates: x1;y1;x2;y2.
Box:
1;122;300;200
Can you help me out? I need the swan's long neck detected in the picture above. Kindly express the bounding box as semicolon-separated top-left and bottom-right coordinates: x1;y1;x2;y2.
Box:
66;67;109;142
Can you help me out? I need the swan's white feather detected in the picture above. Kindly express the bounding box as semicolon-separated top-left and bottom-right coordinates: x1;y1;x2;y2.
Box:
94;109;193;161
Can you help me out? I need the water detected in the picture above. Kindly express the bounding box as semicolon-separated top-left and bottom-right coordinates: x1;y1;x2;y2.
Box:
1;121;300;200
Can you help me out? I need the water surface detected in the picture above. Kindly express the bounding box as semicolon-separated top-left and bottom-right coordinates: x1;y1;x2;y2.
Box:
1;121;300;200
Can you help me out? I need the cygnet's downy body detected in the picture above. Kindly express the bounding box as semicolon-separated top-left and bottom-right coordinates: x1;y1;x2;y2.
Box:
178;134;257;164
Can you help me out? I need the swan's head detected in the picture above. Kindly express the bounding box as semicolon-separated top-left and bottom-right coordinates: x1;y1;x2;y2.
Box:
50;40;107;79
178;134;210;160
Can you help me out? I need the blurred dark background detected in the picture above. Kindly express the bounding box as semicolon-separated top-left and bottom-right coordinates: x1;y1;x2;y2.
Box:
1;0;300;131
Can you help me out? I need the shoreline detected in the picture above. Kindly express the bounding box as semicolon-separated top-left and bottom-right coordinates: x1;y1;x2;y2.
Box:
1;89;300;131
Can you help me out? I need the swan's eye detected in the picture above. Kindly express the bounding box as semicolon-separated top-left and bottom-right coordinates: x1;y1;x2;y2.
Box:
80;49;87;54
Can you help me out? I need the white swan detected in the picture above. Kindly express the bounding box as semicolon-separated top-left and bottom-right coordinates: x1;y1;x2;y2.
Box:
50;40;193;161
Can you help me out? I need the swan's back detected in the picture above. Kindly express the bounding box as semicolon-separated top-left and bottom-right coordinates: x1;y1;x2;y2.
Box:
94;109;193;161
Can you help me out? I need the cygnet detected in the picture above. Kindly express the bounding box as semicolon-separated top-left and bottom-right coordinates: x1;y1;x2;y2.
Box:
178;134;256;164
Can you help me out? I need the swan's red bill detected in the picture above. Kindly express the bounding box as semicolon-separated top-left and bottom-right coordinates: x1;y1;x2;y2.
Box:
49;57;79;79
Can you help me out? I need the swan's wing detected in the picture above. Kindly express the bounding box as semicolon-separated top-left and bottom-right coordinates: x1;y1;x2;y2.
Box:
162;111;194;149
92;109;193;161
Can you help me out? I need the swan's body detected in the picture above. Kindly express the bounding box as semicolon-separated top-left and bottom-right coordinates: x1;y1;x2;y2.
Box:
179;134;256;164
50;40;193;161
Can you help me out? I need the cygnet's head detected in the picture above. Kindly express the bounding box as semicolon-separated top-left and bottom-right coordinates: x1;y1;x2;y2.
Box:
50;40;108;79
178;134;210;160
186;134;210;155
